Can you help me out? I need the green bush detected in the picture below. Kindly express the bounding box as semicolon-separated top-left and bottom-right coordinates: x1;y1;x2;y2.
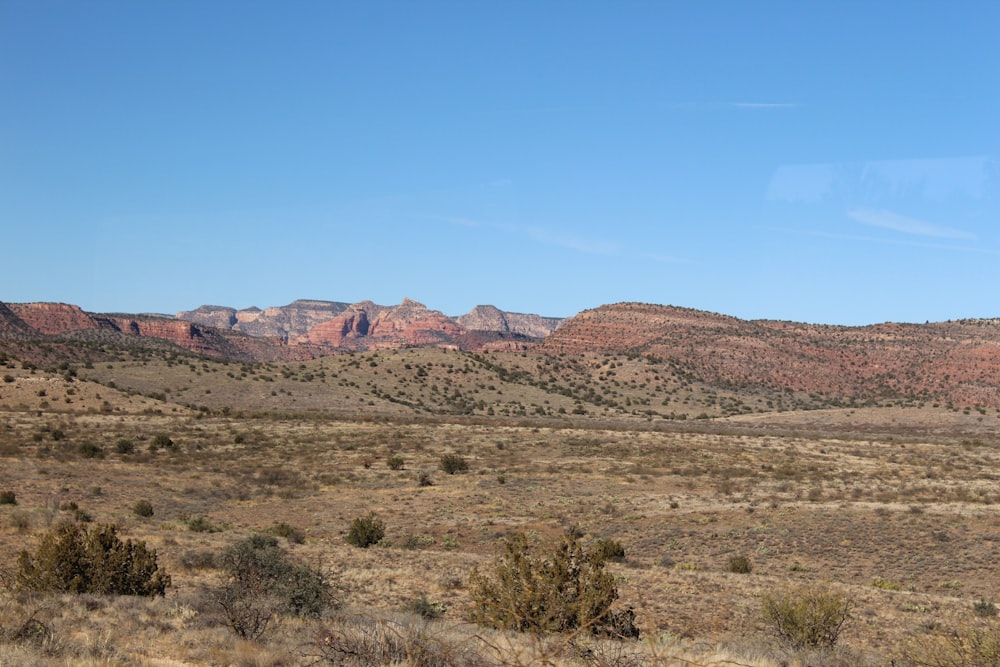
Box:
133;499;154;518
150;433;174;452
77;442;104;459
387;455;405;470
266;521;305;544
16;522;170;596
592;538;626;563
114;438;135;454
973;599;998;618
215;534;334;639
468;531;638;639
727;554;753;574
761;585;850;649
187;516;220;533
346;512;385;548
410;595;446;619
0;490;16;505
439;453;469;474
872;577;903;591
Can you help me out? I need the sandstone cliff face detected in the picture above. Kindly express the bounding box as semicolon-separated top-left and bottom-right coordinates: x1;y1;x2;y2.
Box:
176;305;238;330
8;302;107;335
0;302;34;336
178;300;349;339
5;298;559;358
1;302;318;362
456;305;563;338
180;299;563;351
297;298;465;349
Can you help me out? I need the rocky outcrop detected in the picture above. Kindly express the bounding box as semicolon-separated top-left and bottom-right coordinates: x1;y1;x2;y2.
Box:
176;305;238;330
457;305;563;338
0;301;34;337
178;300;349;339
0;302;316;362
298;298;465;349
8;302;107;335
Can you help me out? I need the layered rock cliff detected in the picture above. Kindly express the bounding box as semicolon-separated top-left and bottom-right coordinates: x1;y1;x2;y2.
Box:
178;300;349;339
179;299;561;351
297;299;466;349
456;305;563;338
8;302;108;336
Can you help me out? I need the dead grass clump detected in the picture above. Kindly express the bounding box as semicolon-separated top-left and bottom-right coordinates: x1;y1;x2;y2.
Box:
898;622;1000;666
309;613;490;666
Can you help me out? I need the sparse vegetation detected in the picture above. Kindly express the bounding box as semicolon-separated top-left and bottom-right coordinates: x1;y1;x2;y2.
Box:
0;338;999;664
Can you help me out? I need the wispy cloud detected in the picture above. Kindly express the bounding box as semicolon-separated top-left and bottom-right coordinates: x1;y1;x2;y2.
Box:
848;208;977;240
438;216;695;262
766;225;997;256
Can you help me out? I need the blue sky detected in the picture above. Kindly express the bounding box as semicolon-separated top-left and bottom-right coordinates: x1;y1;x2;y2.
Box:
2;1;998;325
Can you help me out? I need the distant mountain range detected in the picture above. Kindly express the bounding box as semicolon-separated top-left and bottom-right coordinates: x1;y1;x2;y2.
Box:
177;298;563;347
3;297;1000;409
0;298;564;360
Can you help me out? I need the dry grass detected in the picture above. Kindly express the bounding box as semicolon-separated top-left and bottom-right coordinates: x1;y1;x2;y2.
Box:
0;354;998;665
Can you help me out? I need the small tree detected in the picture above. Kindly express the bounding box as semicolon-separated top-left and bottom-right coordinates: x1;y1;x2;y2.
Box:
215;534;333;640
468;531;638;639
